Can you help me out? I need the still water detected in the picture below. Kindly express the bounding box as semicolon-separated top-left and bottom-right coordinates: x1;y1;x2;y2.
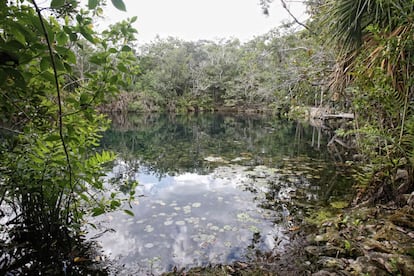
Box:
91;113;352;274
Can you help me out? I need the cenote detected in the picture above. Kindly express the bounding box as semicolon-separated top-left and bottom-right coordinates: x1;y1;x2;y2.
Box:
89;112;353;275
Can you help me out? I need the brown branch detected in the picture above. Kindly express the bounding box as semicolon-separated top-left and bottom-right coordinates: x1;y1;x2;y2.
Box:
280;0;316;35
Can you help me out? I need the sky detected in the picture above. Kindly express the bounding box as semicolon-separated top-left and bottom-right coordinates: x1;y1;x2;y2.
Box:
100;0;308;45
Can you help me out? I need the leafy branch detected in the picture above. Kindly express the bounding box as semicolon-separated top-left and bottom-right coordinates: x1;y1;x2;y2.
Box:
31;0;73;221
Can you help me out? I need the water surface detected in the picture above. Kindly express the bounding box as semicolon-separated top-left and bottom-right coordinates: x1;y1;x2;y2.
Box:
92;113;352;274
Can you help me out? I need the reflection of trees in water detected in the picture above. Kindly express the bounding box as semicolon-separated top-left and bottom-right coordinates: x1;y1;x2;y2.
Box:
98;113;354;273
101;113;334;178
105;113;353;233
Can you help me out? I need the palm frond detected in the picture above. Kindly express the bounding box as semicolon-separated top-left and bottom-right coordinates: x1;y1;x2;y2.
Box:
326;0;414;96
324;0;413;54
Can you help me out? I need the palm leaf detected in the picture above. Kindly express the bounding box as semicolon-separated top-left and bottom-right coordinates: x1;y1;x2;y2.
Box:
324;0;412;54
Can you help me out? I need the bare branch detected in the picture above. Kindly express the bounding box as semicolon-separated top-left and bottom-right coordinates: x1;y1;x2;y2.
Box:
280;0;316;35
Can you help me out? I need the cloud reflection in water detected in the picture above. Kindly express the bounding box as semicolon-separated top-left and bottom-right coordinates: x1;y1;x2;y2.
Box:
90;162;287;274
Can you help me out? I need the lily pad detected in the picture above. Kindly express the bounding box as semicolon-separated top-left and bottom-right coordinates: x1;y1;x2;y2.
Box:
183;205;192;214
144;225;154;233
144;243;154;248
249;225;260;233
237;212;254;223
223;225;232;231
185;217;200;224
204;156;228;163
209;225;220;231
164;220;174;226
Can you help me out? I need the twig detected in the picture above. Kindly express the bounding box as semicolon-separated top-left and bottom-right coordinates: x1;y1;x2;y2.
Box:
0;90;31;121
280;0;316;35
61;77;89;90
0;126;24;134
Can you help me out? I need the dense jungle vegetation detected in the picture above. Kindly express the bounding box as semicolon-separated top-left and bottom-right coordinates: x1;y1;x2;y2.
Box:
1;0;414;274
106;28;330;114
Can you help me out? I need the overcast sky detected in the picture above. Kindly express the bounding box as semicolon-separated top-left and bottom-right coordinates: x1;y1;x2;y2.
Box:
100;0;307;45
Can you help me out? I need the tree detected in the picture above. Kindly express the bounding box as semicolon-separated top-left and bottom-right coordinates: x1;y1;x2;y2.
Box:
0;0;138;272
319;0;414;202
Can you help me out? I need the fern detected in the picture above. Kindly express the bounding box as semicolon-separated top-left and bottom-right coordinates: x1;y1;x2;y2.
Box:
401;116;414;167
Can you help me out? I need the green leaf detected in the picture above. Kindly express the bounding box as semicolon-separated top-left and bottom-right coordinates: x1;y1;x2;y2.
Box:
51;0;65;8
117;63;128;73
76;14;82;23
110;200;121;209
56;31;68;46
89;54;106;65
10;21;33;45
13;29;26;45
54;55;66;72
130;16;138;23
69;33;78;42
44;134;61;142
92;207;105;216
121;45;132;52
80;93;89;105
344;240;352;250
111;0;126;11
63;26;72;35
65;50;77;64
79;193;90;202
30;154;44;164
2;41;24;54
88;0;99;9
80;27;95;43
123;209;134;216
40;71;56;84
40;57;50;71
29;15;45;35
64;62;73;73
109;74;119;83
